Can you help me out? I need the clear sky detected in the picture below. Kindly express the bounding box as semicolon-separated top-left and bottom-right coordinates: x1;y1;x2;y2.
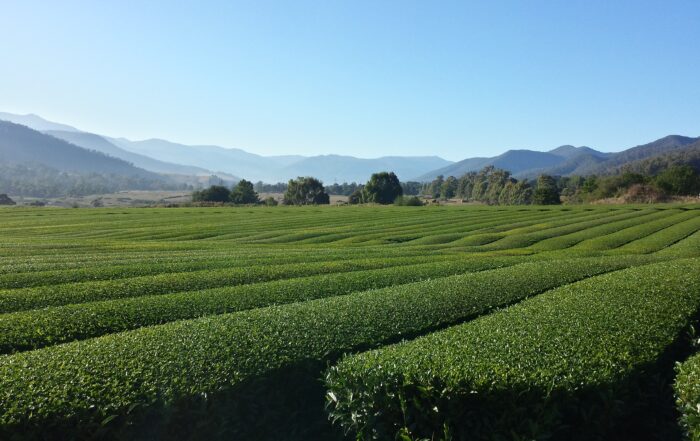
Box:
1;0;698;160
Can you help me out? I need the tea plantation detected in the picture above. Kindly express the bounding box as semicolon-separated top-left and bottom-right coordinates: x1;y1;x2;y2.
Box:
1;204;699;440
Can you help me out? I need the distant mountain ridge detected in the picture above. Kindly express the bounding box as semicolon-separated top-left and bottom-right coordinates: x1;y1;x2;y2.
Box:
0;120;161;179
414;145;611;181
1;112;697;185
0;112;453;183
0;112;80;133
44;130;220;177
416;136;699;181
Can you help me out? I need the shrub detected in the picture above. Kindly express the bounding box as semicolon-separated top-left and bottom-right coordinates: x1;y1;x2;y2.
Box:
675;353;700;440
0;257;648;439
0;255;524;353
0;194;16;205
192;185;230;202
326;259;700;441
393;196;423;206
622;183;667;203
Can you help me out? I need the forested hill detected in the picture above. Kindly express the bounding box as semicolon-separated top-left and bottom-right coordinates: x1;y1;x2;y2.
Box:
417;135;700;181
0;120;161;178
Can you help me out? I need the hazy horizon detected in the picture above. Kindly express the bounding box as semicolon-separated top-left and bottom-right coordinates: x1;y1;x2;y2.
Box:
2;1;699;161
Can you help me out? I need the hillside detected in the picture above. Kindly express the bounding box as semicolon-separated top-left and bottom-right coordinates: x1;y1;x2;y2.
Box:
584;135;700;175
0;112;80;132
415;146;603;181
45;130;216;176
0;112;453;184
614;139;700;175
417;136;700;181
0;121;161;178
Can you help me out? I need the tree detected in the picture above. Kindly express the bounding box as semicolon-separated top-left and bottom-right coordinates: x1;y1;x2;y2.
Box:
440;176;459;199
283;177;330;205
0;194;16;205
533;175;561;205
348;188;365;204
230;179;260;204
364;172;403;204
192;185;230;202
428;175;444;198
400;181;422;196
655;165;700;195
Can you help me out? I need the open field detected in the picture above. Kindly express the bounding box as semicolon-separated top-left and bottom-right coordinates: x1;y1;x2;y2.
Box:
0;204;700;440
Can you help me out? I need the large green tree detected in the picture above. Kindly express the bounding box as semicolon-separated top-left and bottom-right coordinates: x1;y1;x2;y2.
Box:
533;174;561;205
283;177;330;205
192;185;230;202
364;172;403;204
230;179;260;204
440;176;459;199
655;165;699;195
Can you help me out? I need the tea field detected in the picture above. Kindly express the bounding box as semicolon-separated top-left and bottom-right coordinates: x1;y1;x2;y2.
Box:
1;205;700;440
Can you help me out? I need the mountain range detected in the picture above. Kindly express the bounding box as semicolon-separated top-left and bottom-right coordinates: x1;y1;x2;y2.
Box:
0;112;451;183
416;136;700;181
0;112;698;188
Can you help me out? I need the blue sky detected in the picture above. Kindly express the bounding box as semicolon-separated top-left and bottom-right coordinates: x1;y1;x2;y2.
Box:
1;0;698;160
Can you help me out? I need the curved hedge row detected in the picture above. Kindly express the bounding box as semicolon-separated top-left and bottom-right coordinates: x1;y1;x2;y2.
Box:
0;254;461;313
0;255;525;353
480;208;651;250
0;247;437;289
529;208;680;251
326;258;700;441
571;209;695;251
613;214;700;255
0;257;647;439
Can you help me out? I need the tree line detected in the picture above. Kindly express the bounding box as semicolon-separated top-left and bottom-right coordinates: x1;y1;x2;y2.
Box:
192;162;700;206
422;166;560;205
0;163;191;198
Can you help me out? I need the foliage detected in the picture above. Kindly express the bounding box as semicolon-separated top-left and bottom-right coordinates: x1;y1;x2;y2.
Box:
0;256;522;353
0;257;652;439
393;196;424;206
675;353;700;440
0;206;698;440
363;171;403;204
283;177;330;205
655;165;700;196
191;185;231;202
0;163;186;198
400;181;422;196
348;188;364;204
327;259;700;440
533;174;561;204
229;179;260;204
0;194;16;205
325;182;361;196
423;167;533;205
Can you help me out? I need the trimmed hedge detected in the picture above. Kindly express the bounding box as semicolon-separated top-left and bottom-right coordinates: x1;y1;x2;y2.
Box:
0;257;647;440
614;214;700;254
0;254;460;313
530;208;681;251
675;353;700;440
481;208;652;250
326;258;700;441
0;256;525;353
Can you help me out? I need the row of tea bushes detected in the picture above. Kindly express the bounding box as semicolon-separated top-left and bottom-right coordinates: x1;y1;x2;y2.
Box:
326;259;700;440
